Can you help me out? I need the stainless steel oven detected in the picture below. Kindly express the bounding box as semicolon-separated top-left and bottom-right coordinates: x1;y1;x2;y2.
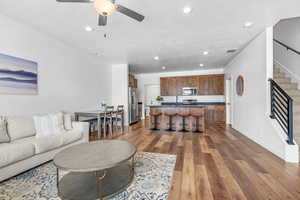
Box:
182;87;198;96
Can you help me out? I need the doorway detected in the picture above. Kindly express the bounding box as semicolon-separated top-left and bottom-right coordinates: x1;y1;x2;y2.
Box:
226;78;233;125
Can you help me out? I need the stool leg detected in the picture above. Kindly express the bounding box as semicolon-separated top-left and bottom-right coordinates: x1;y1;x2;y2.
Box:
166;116;175;131
193;116;202;133
150;115;160;131
179;116;189;132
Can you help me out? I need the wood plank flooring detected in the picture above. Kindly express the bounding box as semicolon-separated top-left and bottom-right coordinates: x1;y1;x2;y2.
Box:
90;120;300;200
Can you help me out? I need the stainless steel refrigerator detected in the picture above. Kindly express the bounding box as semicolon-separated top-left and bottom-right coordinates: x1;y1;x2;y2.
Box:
128;87;139;124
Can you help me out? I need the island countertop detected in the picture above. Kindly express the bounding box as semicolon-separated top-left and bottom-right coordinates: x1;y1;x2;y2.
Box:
149;102;226;127
149;102;225;108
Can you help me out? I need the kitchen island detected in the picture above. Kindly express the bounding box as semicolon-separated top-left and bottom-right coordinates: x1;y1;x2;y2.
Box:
149;102;225;132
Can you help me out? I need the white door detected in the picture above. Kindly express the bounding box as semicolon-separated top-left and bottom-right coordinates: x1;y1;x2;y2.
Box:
226;79;232;125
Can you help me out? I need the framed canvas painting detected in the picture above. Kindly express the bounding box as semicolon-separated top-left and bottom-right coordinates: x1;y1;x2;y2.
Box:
0;53;38;95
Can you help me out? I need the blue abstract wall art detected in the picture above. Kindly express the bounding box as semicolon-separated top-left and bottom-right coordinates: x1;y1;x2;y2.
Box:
0;53;38;95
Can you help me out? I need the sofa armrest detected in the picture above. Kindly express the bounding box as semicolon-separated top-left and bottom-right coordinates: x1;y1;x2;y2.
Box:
72;121;89;143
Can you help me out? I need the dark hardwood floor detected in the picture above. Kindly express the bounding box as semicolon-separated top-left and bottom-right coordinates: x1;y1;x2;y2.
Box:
90;120;300;200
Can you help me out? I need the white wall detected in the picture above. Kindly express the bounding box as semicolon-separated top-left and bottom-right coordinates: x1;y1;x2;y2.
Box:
274;18;300;85
0;14;112;115
111;64;129;125
225;27;298;162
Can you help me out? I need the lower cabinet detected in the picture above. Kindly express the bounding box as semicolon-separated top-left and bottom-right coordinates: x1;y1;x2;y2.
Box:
204;105;226;124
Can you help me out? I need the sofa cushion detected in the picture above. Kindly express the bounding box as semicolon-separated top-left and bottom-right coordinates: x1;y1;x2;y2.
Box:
0;143;35;168
49;112;65;135
0;119;10;143
6;116;35;141
34;115;56;137
13;136;63;154
63;114;73;131
61;130;83;145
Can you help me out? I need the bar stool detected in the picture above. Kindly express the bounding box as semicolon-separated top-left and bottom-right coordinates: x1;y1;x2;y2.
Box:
190;109;204;133
177;108;190;132
164;109;177;131
150;109;162;131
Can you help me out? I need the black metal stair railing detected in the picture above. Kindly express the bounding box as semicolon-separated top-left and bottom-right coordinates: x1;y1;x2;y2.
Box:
274;39;300;56
269;79;294;145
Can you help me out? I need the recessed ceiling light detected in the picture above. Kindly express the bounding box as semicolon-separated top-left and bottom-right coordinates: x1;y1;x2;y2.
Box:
183;6;192;14
85;26;93;32
244;22;253;28
162;66;166;70
199;64;204;67
203;51;209;55
154;56;159;60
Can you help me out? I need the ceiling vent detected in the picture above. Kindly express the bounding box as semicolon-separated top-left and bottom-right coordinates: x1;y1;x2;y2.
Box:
227;49;238;53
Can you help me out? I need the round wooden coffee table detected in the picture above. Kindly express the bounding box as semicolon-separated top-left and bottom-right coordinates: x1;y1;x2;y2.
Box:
53;140;136;200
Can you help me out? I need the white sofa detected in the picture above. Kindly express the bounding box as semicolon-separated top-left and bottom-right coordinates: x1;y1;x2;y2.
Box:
0;116;89;182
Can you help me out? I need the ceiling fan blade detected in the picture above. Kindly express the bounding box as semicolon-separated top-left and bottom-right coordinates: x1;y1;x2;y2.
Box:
98;15;107;26
116;5;145;22
56;0;92;2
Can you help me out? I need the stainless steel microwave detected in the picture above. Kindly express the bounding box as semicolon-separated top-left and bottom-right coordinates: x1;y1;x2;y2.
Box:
182;87;198;96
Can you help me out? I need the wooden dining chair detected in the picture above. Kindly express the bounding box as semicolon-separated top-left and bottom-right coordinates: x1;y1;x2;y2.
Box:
103;106;114;138
114;105;125;133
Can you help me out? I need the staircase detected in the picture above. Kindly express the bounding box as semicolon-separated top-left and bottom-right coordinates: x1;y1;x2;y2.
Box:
273;66;300;144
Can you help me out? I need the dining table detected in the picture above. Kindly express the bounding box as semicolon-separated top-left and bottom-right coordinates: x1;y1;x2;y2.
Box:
74;110;124;137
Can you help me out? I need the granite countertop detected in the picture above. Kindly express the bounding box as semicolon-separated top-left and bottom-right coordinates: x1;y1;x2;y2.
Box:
149;104;206;108
149;102;225;108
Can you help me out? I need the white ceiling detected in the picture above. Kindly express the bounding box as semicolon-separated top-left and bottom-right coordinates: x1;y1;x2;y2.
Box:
0;0;300;74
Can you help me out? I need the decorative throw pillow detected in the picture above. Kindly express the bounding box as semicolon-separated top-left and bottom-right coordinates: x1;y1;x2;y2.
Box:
33;115;54;137
0;118;10;143
64;114;73;131
6;116;35;141
49;112;65;135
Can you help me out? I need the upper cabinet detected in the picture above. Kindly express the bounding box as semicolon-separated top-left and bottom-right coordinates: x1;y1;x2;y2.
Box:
129;74;138;88
160;77;177;96
198;75;224;95
160;74;224;96
160;77;168;96
175;76;198;95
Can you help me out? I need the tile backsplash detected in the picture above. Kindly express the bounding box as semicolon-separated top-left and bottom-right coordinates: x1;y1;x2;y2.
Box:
162;95;225;102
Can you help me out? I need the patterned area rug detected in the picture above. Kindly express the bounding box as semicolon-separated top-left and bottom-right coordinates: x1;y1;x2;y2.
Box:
0;152;176;200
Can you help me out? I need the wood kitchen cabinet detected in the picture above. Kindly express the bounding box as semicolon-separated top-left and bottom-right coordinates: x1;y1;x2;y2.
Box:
160;74;224;96
129;74;138;88
198;75;224;95
175;76;198;95
168;78;177;96
214;74;225;95
160;77;168;96
188;76;199;88
175;77;186;95
204;105;226;124
133;78;138;88
160;77;177;96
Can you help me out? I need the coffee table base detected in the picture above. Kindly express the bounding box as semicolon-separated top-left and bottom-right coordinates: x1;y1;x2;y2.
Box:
58;163;134;200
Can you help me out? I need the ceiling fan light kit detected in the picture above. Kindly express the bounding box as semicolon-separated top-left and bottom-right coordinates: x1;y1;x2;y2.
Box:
56;0;145;26
94;0;116;16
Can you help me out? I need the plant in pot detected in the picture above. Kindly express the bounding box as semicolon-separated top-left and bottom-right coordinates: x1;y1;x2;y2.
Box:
156;96;164;103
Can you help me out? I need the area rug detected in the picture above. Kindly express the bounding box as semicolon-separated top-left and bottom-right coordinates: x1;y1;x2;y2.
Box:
0;152;176;200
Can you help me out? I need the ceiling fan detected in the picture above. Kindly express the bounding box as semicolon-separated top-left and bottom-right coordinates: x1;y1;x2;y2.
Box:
56;0;145;26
